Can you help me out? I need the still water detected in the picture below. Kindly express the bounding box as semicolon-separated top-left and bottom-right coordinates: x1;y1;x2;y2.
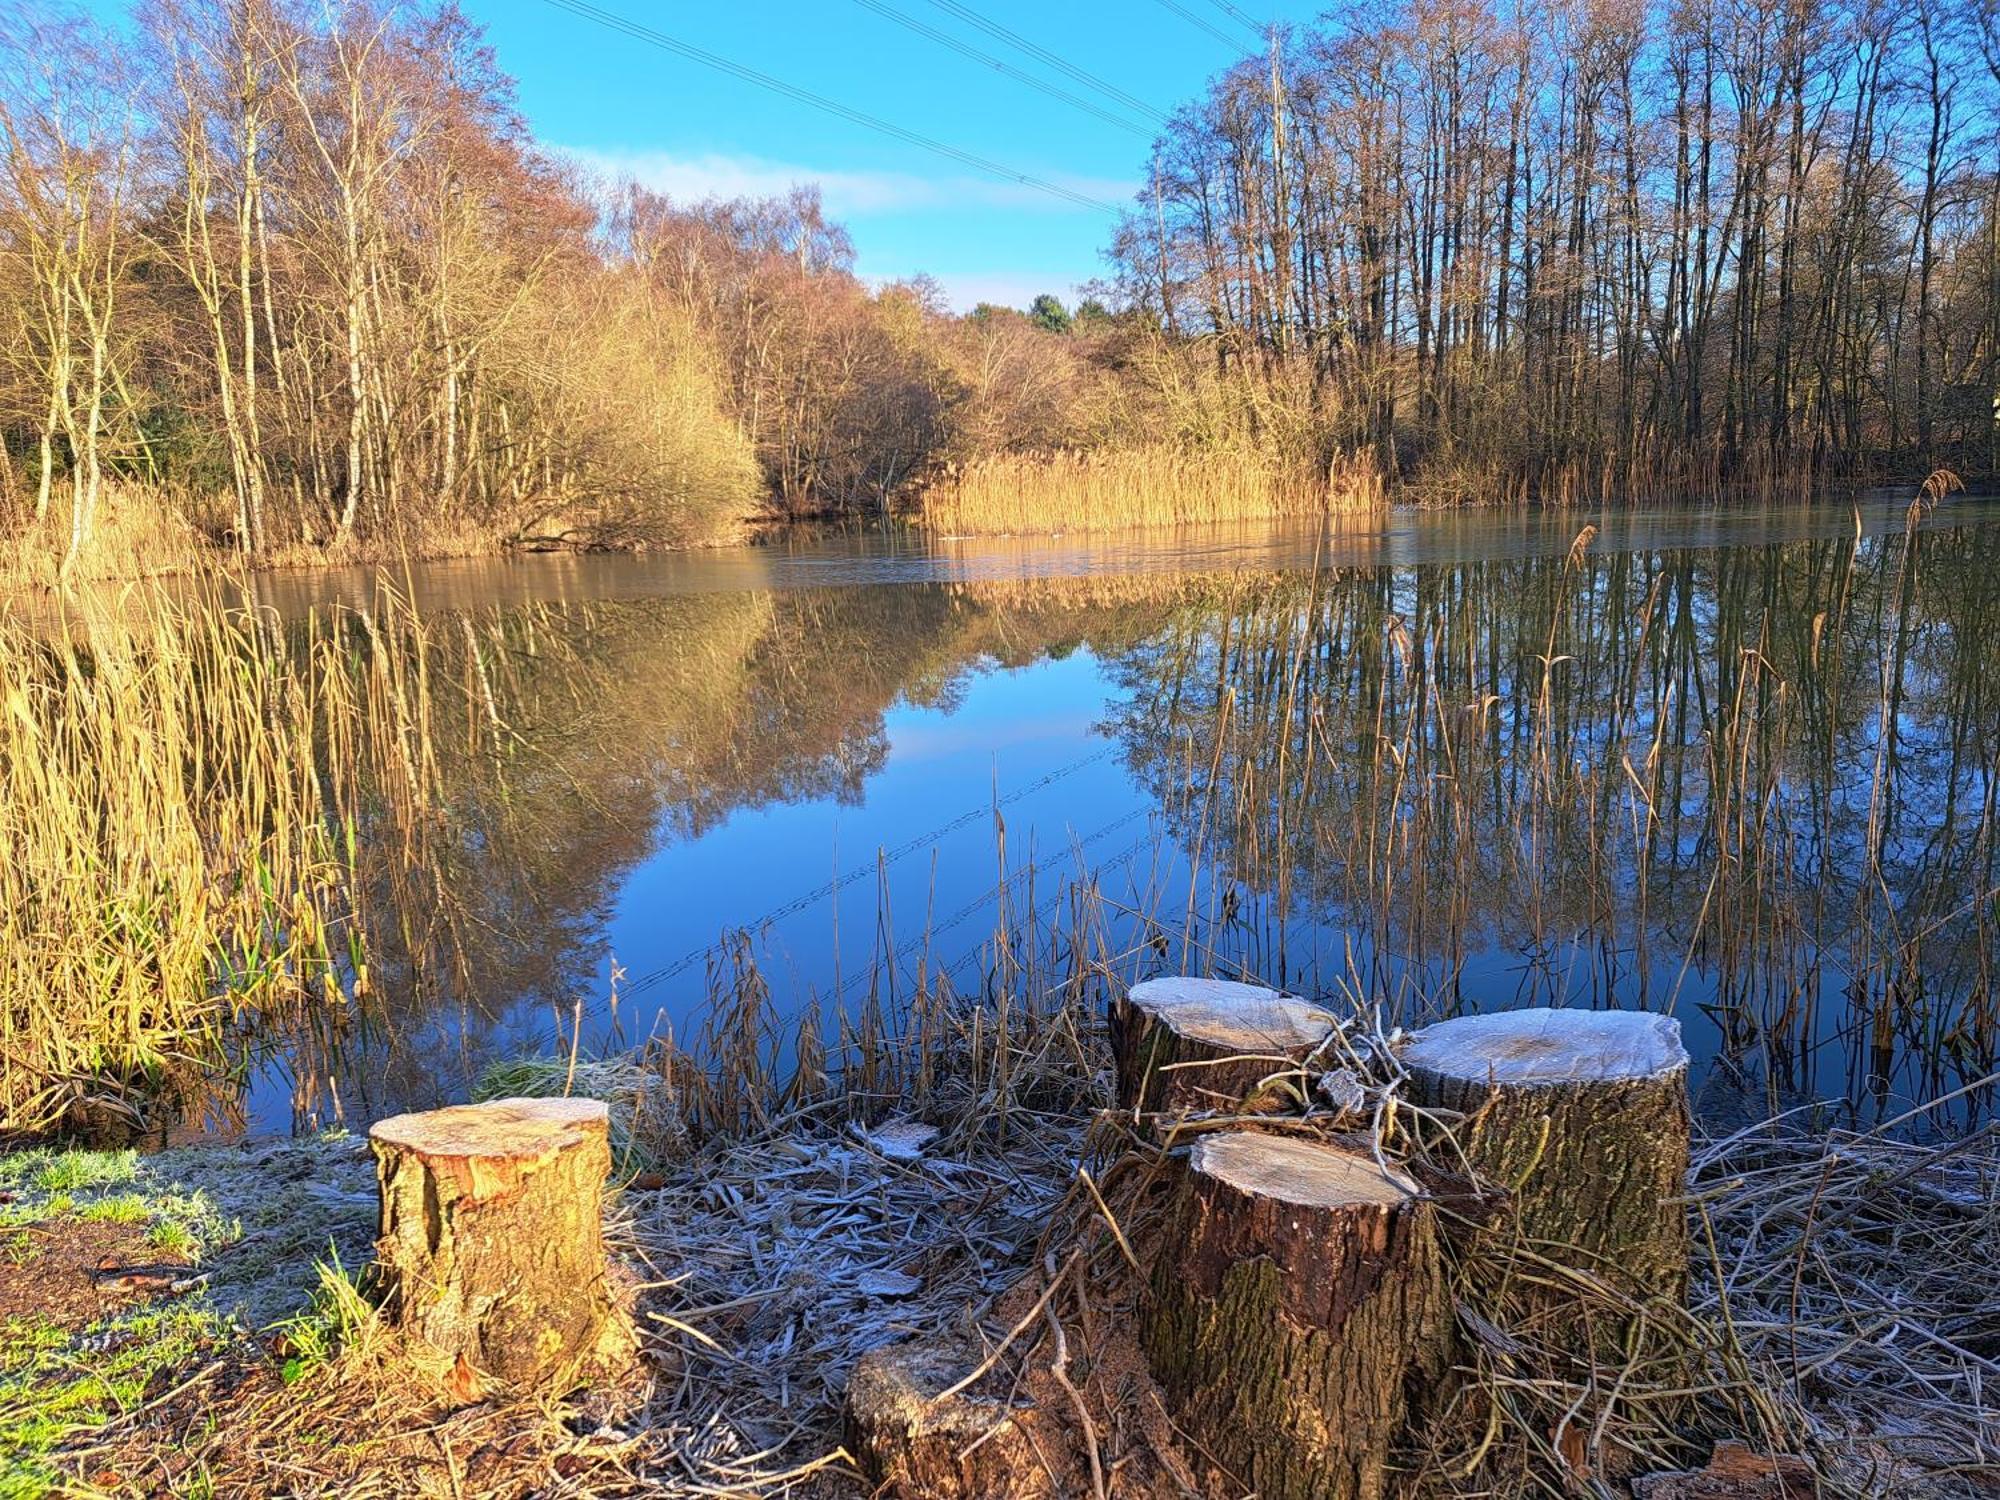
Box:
241;495;2000;1130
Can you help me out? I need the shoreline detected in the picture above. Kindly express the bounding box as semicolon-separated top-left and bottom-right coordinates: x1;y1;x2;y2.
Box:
5;474;1987;595
2;1007;1992;1497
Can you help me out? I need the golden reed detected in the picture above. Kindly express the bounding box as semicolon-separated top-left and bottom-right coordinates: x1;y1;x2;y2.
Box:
917;445;1384;536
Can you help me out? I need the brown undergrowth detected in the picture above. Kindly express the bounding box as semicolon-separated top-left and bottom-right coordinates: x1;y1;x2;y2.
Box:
12;868;1997;1497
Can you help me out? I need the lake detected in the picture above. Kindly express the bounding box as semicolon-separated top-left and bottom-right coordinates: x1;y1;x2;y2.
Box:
224;494;2000;1132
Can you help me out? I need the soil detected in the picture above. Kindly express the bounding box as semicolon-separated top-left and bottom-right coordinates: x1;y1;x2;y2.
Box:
0;1215;192;1328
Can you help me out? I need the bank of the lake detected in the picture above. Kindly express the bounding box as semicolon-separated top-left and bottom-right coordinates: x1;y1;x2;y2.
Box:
2;960;1993;1498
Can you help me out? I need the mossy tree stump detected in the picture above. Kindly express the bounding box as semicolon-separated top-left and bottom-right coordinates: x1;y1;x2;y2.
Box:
844;1336;1050;1500
1142;1131;1445;1500
1110;977;1335;1113
1401;1007;1691;1297
369;1096;631;1391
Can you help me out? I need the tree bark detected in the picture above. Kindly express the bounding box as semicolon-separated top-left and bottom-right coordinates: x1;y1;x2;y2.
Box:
844;1336;1052;1500
1109;976;1334;1113
368;1096;632;1391
1143;1131;1445;1500
1400;1007;1691;1299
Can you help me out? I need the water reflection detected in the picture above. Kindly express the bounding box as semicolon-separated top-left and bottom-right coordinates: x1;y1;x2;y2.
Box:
255;503;2000;1129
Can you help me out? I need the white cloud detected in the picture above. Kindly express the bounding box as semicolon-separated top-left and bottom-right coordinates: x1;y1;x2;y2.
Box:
558;146;1134;218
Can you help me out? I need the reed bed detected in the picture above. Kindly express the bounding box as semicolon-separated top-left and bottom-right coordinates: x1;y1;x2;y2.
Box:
917;444;1383;536
0;482;217;589
0;582;451;1140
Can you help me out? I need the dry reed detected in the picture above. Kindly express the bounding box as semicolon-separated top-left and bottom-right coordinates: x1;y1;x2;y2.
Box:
917;444;1383;536
0;581;449;1140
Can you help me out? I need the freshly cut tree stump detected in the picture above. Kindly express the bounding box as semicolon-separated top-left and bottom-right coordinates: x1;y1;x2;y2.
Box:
1110;977;1334;1113
844;1336;1049;1500
369;1096;631;1390
1401;1007;1691;1295
1143;1131;1445;1500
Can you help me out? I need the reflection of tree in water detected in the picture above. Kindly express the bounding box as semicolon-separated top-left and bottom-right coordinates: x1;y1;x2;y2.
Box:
311;577;1201;1121
1099;526;2000;1111
301;535;1996;1124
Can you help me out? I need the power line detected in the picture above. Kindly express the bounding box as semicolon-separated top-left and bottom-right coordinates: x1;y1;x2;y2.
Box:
1200;0;1271;43
1149;0;1249;51
534;0;1122;214
921;0;1171;126
849;0;1155;138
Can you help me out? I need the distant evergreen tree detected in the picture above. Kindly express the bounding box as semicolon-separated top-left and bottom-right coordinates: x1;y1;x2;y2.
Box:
1027;293;1072;334
1074;297;1112;329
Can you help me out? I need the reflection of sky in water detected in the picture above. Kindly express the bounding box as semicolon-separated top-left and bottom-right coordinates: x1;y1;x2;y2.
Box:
598;653;1133;1046
242;499;2000;1133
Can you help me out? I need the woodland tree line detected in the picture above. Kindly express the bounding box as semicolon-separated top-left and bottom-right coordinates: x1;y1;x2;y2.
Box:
2;0;1997;577
1114;0;2000;496
0;0;1168;573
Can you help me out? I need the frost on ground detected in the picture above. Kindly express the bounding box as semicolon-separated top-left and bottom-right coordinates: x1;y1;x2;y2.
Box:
0;1132;377;1331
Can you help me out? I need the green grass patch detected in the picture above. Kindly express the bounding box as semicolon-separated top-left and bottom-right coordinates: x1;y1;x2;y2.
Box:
0;1304;226;1494
5;1150;141;1195
272;1250;373;1384
75;1193;151;1225
0;1145;236;1267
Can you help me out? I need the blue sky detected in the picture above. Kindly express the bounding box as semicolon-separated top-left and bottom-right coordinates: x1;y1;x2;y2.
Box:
467;0;1320;310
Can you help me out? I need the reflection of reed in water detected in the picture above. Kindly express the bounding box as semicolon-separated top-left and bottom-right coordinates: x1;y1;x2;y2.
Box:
13;507;1994;1136
1105;520;1999;1112
287;528;2000;1124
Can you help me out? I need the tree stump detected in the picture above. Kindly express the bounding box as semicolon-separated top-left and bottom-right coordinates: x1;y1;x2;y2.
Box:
1400;1007;1691;1297
844;1336;1051;1500
1142;1131;1445;1500
1110;977;1334;1113
369;1096;632;1390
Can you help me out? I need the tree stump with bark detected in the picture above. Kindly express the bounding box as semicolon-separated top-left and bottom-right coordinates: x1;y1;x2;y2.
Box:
1110;977;1335;1113
1400;1007;1691;1297
368;1096;633;1391
844;1335;1051;1500
1142;1131;1445;1500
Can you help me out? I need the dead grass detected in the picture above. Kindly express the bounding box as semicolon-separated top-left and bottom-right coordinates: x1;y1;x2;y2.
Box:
0;581;453;1139
15;867;1989;1499
0;484;215;589
917;446;1384;537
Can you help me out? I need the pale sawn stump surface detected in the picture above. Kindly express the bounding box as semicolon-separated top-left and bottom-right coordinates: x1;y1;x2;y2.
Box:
369;1095;630;1390
1401;1007;1692;1295
1110;976;1335;1112
1143;1131;1445;1500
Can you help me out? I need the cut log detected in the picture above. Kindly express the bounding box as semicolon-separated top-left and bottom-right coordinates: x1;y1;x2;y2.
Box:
1631;1441;1816;1500
368;1096;632;1390
844;1336;1050;1500
1110;977;1334;1113
1142;1131;1445;1500
1400;1007;1691;1297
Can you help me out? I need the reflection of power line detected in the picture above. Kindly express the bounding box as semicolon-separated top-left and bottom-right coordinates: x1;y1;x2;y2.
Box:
850;0;1155;137
836;804;1157;1001
920;0;1172;126
624;744;1119;996
535;0;1123;214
